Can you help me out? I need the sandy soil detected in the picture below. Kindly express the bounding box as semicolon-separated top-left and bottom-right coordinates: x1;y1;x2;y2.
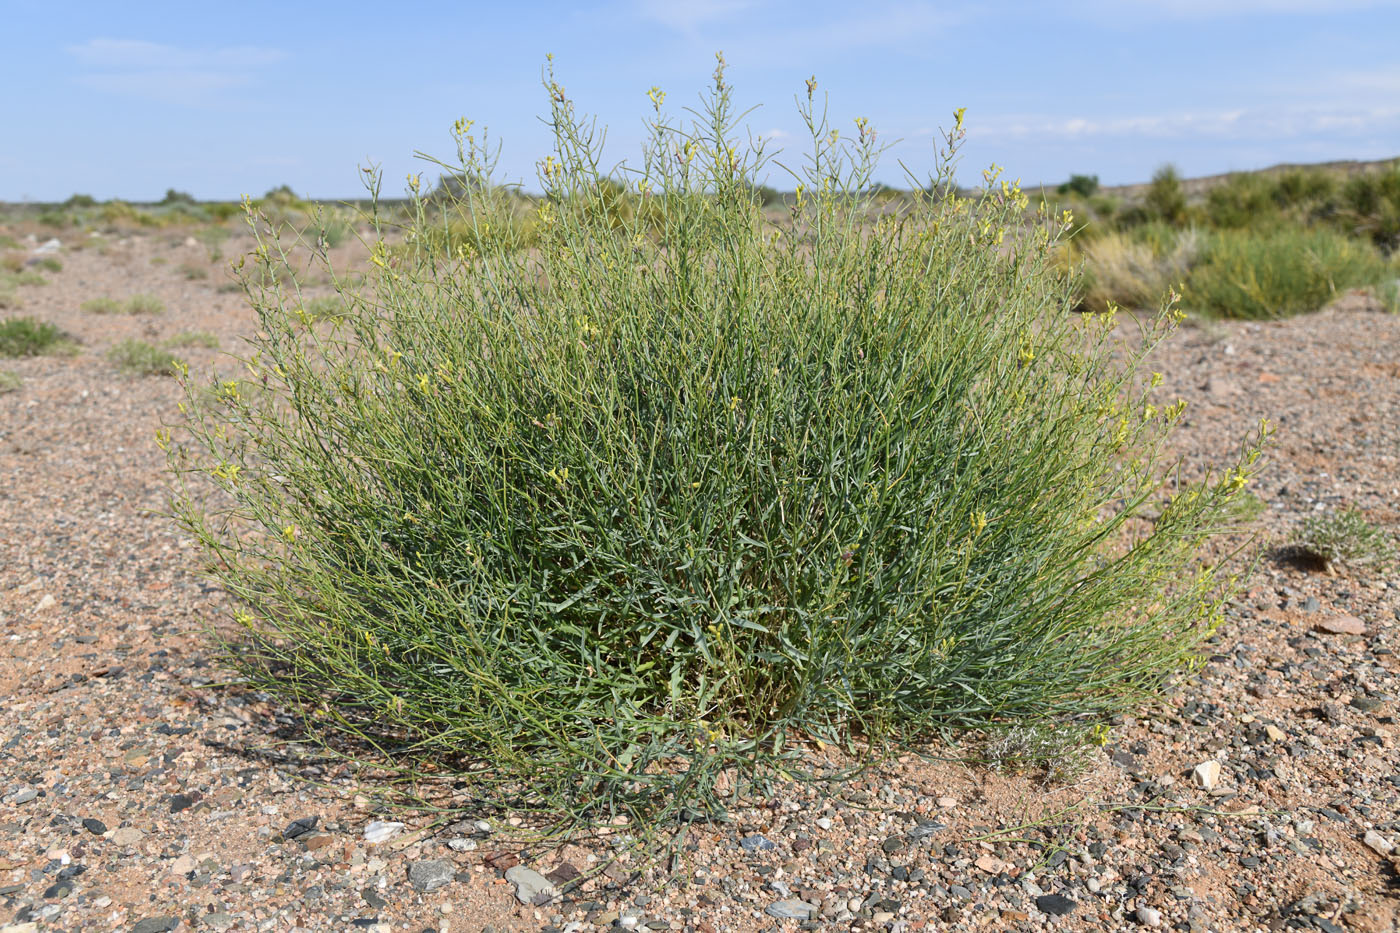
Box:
0;230;1397;933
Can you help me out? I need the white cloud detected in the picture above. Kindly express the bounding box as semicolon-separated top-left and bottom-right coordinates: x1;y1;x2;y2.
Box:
1075;0;1399;17
969;104;1400;143
66;38;285;105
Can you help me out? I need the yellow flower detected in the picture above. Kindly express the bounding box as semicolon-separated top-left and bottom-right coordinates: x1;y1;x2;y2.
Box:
953;107;967;132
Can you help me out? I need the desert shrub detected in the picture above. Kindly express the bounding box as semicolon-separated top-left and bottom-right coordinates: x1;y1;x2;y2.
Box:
177;261;209;280
34;257;62;273
0;253;23;273
0;370;20;393
207;203;242;222
171;65;1260;824
1205;172;1278;230
0;317;75;357
108;339;183;376
1296;509;1397;572
1184;228;1391;318
1146;164;1187;226
1057;174;1099;198
1272;168;1335;209
162;188;198;205
37;210;74;228
63;193;98;209
1071;228;1199;313
1336;165;1400;251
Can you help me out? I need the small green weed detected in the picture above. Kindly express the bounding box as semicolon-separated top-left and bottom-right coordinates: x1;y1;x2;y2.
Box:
982;723;1105;785
107;339;184;376
82;294;166;315
0;317;76;357
1296;508;1397;572
164;331;220;349
0;370;20;394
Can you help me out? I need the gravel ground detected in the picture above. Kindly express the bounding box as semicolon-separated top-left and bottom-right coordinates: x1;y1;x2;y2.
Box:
1;231;1397;933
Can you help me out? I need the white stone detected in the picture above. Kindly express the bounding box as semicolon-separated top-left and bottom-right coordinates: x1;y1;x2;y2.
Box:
363;820;406;844
1192;760;1220;790
1364;830;1394;856
1136;906;1163;927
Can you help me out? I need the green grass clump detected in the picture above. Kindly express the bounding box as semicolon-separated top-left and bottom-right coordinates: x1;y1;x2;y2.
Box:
1184;228;1392;318
34;256;62;273
82;294;166;315
107;339;184;376
0;370;20;393
177;261;209;280
164;331;220;349
1296;508;1397;572
171;65;1260;825
0;317;75;357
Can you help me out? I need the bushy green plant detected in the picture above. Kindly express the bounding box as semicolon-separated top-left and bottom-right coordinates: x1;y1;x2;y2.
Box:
171;64;1260;824
1057;174;1099;198
108;339;183;376
1205;172;1278;230
1184;228;1391;318
1296;508;1397;572
0;317;75;357
1145;165;1188;226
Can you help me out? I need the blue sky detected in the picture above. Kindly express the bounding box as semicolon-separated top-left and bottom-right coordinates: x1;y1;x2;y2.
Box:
1;0;1397;201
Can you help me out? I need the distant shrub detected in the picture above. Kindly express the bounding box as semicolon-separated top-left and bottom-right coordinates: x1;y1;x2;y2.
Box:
36;211;74;228
161;189;198;205
1146;164;1187;226
1070;227;1198;313
171;66;1260;824
1057;174;1100;198
0;317;75;357
1337;165;1400;251
108;339;183;376
177;261;209;280
1205;173;1278;230
1184;228;1391;318
34;257;62;273
63;194;98;209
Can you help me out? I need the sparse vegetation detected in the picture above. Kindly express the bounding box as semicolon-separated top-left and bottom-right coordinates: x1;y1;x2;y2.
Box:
0;317;76;357
170;67;1260;825
107;339;183;376
1296;508;1397;572
177;261;209;280
164;331;221;349
82;294;166;315
0;370;20;394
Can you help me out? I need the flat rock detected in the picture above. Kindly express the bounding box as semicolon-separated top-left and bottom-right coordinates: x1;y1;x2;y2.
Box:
408;858;455;893
504;865;557;905
1363;830;1394;856
1315;615;1365;636
1035;894;1078;916
1192;760;1221;790
130;919;180;933
765;899;818;920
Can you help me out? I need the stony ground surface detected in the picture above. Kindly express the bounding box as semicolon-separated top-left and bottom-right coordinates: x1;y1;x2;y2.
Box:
0;230;1397;933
